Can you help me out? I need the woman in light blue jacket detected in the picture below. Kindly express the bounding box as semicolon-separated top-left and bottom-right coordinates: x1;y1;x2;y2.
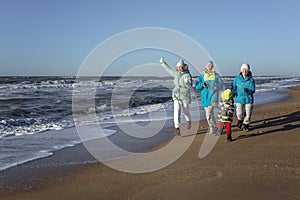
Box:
159;57;192;134
195;61;223;134
231;63;255;131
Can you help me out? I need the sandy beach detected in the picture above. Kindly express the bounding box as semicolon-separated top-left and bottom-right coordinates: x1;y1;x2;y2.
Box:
1;86;300;200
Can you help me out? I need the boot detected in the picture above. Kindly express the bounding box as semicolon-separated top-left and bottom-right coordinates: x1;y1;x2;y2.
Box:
227;134;233;142
237;120;243;129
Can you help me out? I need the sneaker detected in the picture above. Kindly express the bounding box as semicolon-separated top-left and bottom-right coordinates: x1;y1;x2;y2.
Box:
187;121;191;129
243;124;249;132
174;128;180;136
237;120;243;129
208;127;218;135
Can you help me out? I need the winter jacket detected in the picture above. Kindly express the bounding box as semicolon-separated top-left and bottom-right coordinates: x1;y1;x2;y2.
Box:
217;90;234;123
160;62;192;104
195;70;223;107
231;72;255;104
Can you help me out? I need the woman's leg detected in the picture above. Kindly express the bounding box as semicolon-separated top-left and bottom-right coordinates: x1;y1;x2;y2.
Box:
181;102;191;122
204;105;217;133
182;102;191;129
243;104;253;125
173;100;181;128
235;103;244;121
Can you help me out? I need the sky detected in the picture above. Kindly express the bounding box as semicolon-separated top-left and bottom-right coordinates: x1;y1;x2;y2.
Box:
0;0;300;76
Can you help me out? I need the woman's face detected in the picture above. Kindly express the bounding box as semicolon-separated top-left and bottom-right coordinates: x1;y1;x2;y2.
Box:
177;66;183;72
206;63;213;72
241;68;249;77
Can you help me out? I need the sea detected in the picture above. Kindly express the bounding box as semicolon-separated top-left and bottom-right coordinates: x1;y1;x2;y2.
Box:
0;76;299;172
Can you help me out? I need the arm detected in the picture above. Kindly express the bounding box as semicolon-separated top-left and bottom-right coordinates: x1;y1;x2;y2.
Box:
195;75;204;91
183;73;192;88
159;58;176;76
216;73;224;91
231;78;237;97
245;78;255;95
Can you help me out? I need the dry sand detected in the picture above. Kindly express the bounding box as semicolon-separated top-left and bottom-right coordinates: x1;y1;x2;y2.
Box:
1;86;300;200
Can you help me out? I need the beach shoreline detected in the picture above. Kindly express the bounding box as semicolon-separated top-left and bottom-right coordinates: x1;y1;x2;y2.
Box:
1;86;300;199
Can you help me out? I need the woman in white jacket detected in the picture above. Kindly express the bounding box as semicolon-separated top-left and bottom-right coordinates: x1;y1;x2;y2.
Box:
159;57;192;135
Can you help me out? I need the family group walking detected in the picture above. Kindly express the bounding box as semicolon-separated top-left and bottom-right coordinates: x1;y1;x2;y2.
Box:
159;57;255;142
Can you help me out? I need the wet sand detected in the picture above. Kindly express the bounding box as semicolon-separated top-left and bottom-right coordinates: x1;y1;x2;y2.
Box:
1;86;300;200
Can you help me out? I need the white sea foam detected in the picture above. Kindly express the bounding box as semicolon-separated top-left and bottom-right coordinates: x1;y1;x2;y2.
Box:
0;126;116;172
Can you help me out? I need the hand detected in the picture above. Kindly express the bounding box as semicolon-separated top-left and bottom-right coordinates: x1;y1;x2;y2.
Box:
214;85;218;91
244;88;249;93
159;57;164;64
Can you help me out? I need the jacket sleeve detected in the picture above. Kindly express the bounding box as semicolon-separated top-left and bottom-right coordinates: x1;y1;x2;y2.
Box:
231;77;237;97
183;73;192;88
160;62;175;76
195;75;204;91
245;78;255;95
216;74;224;91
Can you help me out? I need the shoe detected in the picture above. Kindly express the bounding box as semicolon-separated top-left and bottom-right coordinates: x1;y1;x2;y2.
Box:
187;121;191;129
242;124;249;132
208;128;214;134
217;128;223;135
174;127;180;136
237;120;243;129
226;134;233;142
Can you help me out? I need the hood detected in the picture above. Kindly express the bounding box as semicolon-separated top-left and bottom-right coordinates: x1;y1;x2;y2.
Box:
221;89;232;100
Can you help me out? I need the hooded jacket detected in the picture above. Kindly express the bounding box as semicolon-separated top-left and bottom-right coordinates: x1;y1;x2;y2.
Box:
231;72;255;104
195;70;223;107
160;62;192;103
218;89;234;123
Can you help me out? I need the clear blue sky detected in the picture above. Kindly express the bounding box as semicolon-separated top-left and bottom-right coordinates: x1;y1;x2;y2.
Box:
0;0;299;76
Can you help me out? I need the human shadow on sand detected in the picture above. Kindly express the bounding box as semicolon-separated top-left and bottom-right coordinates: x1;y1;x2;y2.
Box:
234;110;300;141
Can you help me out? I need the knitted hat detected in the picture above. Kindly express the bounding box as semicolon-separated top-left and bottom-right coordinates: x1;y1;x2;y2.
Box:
240;63;250;71
176;59;185;67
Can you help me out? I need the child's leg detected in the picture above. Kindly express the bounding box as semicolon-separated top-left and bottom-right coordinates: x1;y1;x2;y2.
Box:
224;122;231;134
225;122;233;141
217;121;223;134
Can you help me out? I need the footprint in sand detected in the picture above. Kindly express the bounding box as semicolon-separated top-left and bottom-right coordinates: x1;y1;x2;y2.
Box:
256;130;265;134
